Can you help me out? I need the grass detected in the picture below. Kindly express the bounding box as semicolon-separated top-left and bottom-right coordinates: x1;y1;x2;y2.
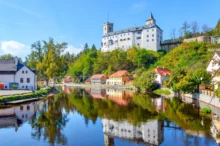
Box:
0;88;52;104
154;89;171;95
200;107;212;116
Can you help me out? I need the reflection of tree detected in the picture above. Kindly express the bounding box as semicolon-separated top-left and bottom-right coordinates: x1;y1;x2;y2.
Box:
30;94;71;145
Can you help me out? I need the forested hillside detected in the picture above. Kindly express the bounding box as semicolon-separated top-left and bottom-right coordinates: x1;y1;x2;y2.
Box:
68;47;163;80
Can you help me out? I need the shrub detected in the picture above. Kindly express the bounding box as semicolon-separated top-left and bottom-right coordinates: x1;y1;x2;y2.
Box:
201;107;212;114
154;89;171;95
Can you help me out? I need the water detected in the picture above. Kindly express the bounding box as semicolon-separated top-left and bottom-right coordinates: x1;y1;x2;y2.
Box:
0;86;218;146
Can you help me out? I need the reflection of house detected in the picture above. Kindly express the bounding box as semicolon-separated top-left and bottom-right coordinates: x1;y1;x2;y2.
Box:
154;67;171;85
0;57;37;90
106;89;133;106
102;119;164;146
107;70;133;85
207;52;220;90
0;103;37;130
85;78;91;84
152;97;165;112
90;88;107;99
62;86;72;94
91;74;107;84
211;36;220;44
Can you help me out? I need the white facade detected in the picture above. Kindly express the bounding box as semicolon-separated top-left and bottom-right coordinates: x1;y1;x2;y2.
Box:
0;57;37;90
102;119;164;145
207;52;220;89
101;13;163;52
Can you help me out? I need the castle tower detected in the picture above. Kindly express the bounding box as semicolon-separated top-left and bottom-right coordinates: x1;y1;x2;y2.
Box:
146;13;156;25
103;22;114;35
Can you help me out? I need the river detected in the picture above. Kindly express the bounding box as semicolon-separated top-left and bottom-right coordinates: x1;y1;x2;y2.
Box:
0;86;219;146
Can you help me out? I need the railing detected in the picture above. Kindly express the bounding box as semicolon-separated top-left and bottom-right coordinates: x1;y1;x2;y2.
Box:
200;89;215;97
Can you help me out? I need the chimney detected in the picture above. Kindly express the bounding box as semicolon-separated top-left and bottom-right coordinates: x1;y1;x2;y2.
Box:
14;56;19;65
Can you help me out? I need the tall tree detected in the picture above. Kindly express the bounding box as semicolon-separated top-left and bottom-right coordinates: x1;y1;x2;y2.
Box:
170;28;176;41
37;38;67;86
191;21;199;35
91;44;97;51
181;21;190;36
83;43;89;52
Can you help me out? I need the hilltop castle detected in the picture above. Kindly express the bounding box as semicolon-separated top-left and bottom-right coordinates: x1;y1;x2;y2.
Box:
101;13;163;52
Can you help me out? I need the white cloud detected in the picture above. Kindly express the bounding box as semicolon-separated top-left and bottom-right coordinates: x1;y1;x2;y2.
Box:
0;41;30;60
132;1;147;11
65;45;83;55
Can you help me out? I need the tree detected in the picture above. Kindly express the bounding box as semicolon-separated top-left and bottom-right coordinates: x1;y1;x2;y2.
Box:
37;38;67;86
91;44;97;51
83;43;89;52
191;21;199;35
181;21;190;36
170;28;176;40
133;71;158;92
202;24;211;34
26;41;46;81
0;54;22;62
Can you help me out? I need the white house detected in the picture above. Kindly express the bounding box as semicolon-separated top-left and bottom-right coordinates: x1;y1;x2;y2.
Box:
101;13;163;52
207;52;220;89
154;67;171;85
0;57;37;90
102;119;164;145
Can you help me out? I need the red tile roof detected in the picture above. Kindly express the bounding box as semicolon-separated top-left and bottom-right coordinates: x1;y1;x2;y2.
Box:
154;68;171;76
109;70;129;78
91;74;106;79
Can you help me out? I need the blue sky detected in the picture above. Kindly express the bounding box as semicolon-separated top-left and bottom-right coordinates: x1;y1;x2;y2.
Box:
0;0;219;59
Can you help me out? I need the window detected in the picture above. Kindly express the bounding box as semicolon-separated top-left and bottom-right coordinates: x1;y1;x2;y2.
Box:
20;106;23;111
22;86;24;88
27;78;30;83
20;78;24;83
124;33;126;36
137;31;141;34
109;27;111;31
22;71;24;74
147;39;149;42
147;35;149;38
147;30;149;32
152;39;154;42
124;38;126;41
26;71;28;74
127;38;130;40
152;34;154;37
26;86;28;89
5;86;7;89
137;43;140;46
152;29;154;31
137;37;141;40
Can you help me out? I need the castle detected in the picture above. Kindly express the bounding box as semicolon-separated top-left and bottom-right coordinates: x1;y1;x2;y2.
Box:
101;13;163;52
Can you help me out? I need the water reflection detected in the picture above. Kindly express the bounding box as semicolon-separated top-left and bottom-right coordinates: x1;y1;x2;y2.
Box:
0;103;37;131
0;87;218;146
102;119;164;146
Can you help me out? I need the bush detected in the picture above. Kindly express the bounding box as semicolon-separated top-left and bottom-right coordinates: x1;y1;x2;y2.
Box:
154;89;171;95
201;107;212;114
0;87;52;104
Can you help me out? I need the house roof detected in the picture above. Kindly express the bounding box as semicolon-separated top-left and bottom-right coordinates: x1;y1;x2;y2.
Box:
103;24;162;37
91;74;106;79
215;52;220;57
109;70;130;78
0;58;36;74
148;12;155;20
0;59;16;71
154;68;171;76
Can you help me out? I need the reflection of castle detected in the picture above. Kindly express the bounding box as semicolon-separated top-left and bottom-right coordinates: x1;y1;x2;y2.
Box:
0;103;37;131
102;119;164;146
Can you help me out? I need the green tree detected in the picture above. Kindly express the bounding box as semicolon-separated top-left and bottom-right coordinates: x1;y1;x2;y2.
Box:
0;54;22;62
133;71;157;92
37;38;67;86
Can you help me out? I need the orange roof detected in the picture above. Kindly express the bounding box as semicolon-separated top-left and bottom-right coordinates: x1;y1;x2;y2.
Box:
91;74;106;79
154;68;171;76
109;70;129;78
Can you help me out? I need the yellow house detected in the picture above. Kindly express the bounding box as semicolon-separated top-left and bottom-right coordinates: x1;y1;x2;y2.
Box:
106;70;133;85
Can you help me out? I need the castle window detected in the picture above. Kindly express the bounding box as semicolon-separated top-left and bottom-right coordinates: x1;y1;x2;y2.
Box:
147;35;149;38
152;39;154;41
22;71;24;74
137;31;141;34
124;38;126;41
137;43;140;46
152;34;154;37
127;38;130;40
147;39;149;42
137;37;141;40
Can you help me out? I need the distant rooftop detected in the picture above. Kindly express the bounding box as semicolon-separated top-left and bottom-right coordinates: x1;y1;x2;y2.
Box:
103;24;162;37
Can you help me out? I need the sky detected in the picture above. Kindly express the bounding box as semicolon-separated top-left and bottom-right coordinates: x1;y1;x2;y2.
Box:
0;0;220;60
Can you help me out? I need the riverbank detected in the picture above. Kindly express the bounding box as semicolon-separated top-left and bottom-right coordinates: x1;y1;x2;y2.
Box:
56;83;136;90
0;87;58;105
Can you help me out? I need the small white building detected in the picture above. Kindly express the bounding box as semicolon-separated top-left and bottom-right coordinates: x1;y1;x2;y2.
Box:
101;13;163;52
0;57;37;90
207;52;220;89
154;67;171;85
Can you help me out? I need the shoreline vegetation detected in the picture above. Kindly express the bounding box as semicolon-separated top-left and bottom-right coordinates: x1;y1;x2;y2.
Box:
0;87;54;105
